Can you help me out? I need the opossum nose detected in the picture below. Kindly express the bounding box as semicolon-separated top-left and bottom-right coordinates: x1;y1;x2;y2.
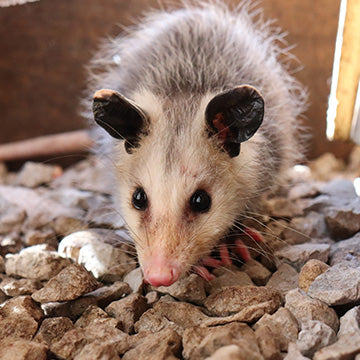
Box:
144;261;180;287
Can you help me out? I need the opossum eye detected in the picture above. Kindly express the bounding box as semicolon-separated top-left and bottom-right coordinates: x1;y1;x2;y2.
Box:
190;190;211;213
132;188;148;210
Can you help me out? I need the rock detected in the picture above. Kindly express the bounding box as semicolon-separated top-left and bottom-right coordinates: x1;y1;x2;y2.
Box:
155;274;207;304
23;229;57;247
34;317;74;345
0;315;39;340
41;281;131;320
0;185;84;229
254;325;282;360
288;181;320;200
253;307;299;351
32;263;100;303
298;259;330;293
337;306;360;338
319;179;358;206
0;295;43;322
77;231;136;282
329;232;360;267
282;213;327;244
0;232;22;256
325;198;360;239
145;291;160;305
59;229;136;281
285;289;339;331
0;338;48;360
0;196;25;234
86;205;126;229
284;343;311;360
135;300;208;335
75;305;109;328
50;215;87;237
105;293;148;333
182;322;262;360
265;197;304;218
240;259;272;286
313;332;360;360
274;243;330;271
16;162;62;188
122;328;181;360
203;286;282;320
123;267;144;293
296;320;336;358
74;342;121;360
204;345;243;360
266;263;299;296
51;156;114;194
307;263;360;306
208;269;254;294
5;245;71;281
0;255;4;273
0;278;43;296
50;318;129;359
309;153;346;180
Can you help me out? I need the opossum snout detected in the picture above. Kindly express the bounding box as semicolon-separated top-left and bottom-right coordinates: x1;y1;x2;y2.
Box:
142;255;180;287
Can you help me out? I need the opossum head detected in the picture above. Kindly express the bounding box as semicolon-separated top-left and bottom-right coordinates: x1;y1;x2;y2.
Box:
93;86;264;286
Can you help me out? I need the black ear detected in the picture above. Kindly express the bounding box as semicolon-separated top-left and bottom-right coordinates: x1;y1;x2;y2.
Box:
205;85;264;157
93;89;147;153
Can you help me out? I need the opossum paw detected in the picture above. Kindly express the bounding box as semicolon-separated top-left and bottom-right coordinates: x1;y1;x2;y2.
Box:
242;227;264;243
233;227;264;262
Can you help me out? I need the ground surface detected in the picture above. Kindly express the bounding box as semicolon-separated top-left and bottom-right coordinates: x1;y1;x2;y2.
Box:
0;148;359;360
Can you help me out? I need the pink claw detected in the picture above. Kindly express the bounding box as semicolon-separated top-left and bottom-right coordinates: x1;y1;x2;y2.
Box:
219;243;232;266
193;265;216;281
243;227;264;243
234;238;251;262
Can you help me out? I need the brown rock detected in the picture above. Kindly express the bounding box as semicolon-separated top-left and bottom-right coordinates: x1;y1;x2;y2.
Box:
23;229;57;247
285;289;339;332
50;318;129;359
330;232;360;267
5;245;71;281
0;338;48;360
266;263;299;296
240;259;272;285
34;317;74;345
51;216;87;237
274;243;330;271
74;342;121;360
15;161;62;188
0;315;39;341
253;307;299;351
123;328;181;360
105;293;148;333
182;322;262;360
155;274;207;304
298;259;329;292
204;286;282;317
0;295;44;322
123;267;144;293
32;263;99;303
313;332;360;360
135;300;208;335
284;343;311;360
0;278;43;296
145;291;160;305
208;270;254;294
0;255;4;273
75;305;109;328
204;345;244;360
41;281;131;320
254;325;282;360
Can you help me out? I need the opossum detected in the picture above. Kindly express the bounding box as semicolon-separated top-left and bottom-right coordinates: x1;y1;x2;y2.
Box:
85;1;307;287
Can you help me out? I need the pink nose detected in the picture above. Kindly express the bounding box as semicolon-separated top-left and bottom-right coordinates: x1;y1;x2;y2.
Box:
143;260;180;287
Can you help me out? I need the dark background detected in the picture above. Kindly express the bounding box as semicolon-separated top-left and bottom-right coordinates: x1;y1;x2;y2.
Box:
0;0;354;163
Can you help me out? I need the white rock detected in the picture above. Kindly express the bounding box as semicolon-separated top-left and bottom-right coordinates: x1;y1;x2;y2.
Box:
337;306;360;338
296;320;336;357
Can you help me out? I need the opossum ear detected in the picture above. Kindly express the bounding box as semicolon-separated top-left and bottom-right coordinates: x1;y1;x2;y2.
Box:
205;85;264;157
93;89;147;153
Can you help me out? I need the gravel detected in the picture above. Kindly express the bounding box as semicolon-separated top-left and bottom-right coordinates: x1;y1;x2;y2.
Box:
0;146;359;359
